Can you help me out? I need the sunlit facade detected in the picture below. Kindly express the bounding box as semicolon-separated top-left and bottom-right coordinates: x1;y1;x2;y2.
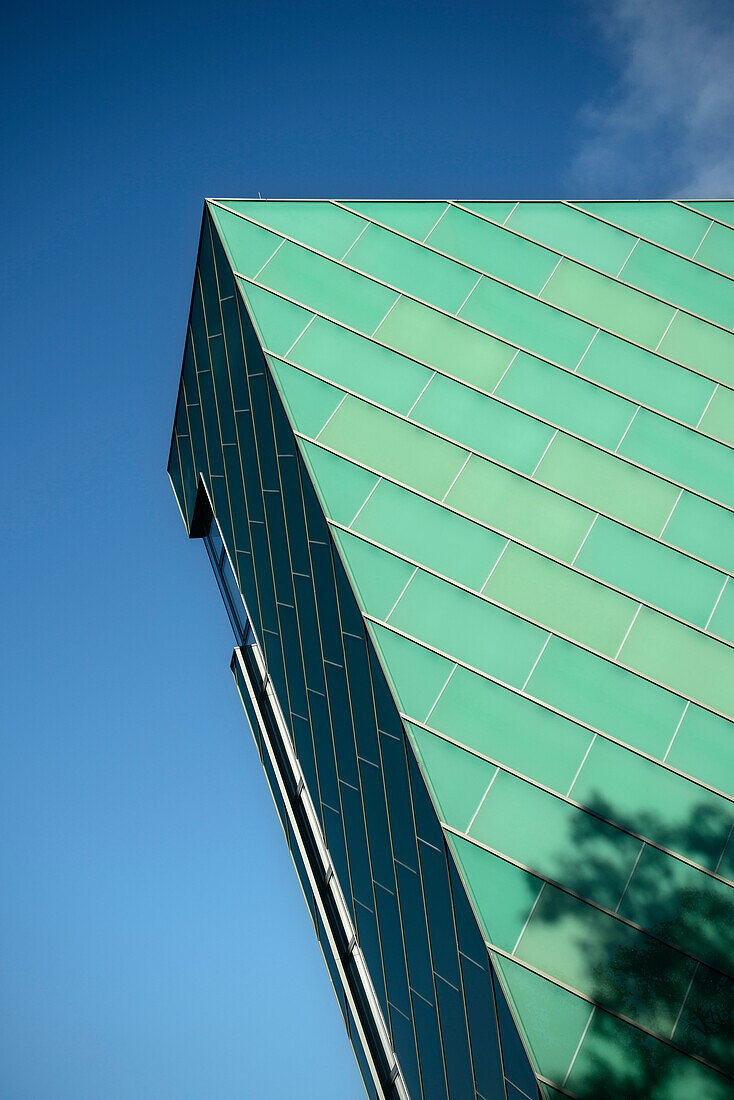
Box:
168;199;734;1100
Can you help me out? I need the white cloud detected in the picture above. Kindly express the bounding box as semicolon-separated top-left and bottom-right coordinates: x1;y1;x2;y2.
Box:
568;0;734;196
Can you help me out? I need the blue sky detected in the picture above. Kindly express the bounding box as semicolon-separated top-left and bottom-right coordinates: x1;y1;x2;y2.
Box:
1;1;731;1097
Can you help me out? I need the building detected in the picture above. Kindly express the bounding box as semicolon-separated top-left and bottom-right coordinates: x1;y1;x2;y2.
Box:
167;199;734;1100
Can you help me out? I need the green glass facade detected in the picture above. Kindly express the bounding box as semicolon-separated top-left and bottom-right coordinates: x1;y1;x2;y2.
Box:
167;200;734;1100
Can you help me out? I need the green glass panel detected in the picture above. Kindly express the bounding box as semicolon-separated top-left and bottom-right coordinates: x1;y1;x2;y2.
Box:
470;770;641;908
527;635;686;759
330;529;414;622
376;294;516;390
346;221;478;313
237;281;312;357
673;964;734;1073
507;201;635;275
340;201;447;242
407;723;497;830
698;384;734;447
411;372;554;475
666;704;734;797
388;569;548;688
494;958;592;1088
483;542;638;656
496;350;635;452
619;606;734;720
257;239;398;335
299;441;379;527
683;201;734;228
353;478;506;591
266;356;343;438
578;329;715;426
460;275;594;368
658;311;734;389
622;240;734;329
457;201;518;224
541;258;675;348
429;665;593;795
618;408;734;510
708;579;734;645
220;199;364;259
448;835;540;953
446;454;594;562
695;220;734;279
368;623;454;721
427;204;559;295
288;315;429;414
571;736;731;870
208;204;282;277
567;1004;731;1100
318;395;468;499
574;515;724;628
618;845;734;971
575;201;710;257
663;490;734;575
534;432;679;535
516;886;695;1035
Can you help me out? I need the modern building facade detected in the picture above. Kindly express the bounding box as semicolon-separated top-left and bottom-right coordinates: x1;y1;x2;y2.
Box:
167;199;734;1100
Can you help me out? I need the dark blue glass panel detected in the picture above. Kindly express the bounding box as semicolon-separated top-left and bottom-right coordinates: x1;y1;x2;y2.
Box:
358;756;396;894
374;882;412;1021
343;632;381;766
459;951;505;1100
394;859;435;1006
389;1004;423;1100
491;967;538;1100
412;991;449;1100
418;838;462;990
339;779;374;912
379;730;419;873
435;973;475;1100
324;659;360;790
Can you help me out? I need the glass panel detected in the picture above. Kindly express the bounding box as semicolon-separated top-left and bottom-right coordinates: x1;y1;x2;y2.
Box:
353;477;507;592
698;384;734;448
330;529;416;623
218;199;365;259
266;356;344;438
516;885;696;1035
407;722;497;831
578;329;715;426
619;605;734;720
207;204;283;276
526;635;686;759
618;845;734;972
340;200;448;241
681;200;734;229
541;258;675;348
469;769;641;909
507;201;635;275
369;624;455;723
319;395;469;500
427;204;559;295
708;579;734;645
299;441;379;528
658;311;734;389
459;275;595;368
534;432;680;536
619;409;734;509
458;200;518;224
237;280;312;357
429;664;593;795
448;835;541;953
483;541;639;656
622;239;734;329
376;294;517;391
393;860;434;1007
663;490;734;576
388;569;548;689
434;973;476;1099
673;964;734;1073
493;956;591;1090
571;736;732;871
666;703;734;796
346;220;479;314
574;201;710;257
257;239;398;335
411;994;450;1100
695;219;734;278
446;454;594;563
496;350;635;452
574;515;725;629
288;314;430;414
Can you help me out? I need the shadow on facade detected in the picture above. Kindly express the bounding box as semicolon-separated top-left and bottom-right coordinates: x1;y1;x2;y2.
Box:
529;795;733;1099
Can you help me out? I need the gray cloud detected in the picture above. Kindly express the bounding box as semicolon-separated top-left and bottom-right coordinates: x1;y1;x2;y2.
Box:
568;0;734;196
